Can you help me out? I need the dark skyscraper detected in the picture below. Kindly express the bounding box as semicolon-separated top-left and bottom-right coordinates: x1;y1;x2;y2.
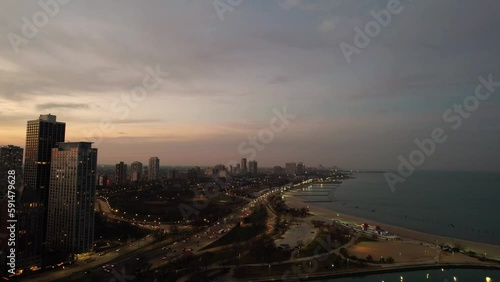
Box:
148;157;160;180
130;161;143;182
248;160;258;175
115;161;127;184
285;162;297;176
241;158;247;174
296;162;305;176
18;114;65;269
46;142;97;258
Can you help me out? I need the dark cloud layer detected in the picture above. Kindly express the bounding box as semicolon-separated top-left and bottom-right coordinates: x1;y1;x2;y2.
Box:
0;0;499;169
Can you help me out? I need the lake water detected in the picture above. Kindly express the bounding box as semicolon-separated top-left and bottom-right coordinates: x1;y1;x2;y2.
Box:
291;171;500;245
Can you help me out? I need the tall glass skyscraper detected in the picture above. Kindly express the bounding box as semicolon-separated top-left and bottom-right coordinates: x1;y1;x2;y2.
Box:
18;114;65;268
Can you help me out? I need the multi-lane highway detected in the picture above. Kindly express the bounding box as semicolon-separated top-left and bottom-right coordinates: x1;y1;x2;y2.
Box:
18;181;301;282
21;195;267;282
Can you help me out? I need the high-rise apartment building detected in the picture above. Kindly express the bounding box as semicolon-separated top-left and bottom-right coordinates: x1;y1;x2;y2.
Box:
18;114;65;268
46;142;97;258
296;162;305;176
130;161;143;182
187;166;200;179
142;166;148;181
148;157;160;180
285;162;297;176
241;158;247;174
167;169;177;179
115;162;127;184
248;160;258;175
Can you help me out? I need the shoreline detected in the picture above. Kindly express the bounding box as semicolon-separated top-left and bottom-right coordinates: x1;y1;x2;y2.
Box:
284;193;500;259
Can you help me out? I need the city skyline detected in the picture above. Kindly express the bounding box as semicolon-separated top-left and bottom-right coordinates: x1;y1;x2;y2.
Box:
2;1;500;281
1;1;499;170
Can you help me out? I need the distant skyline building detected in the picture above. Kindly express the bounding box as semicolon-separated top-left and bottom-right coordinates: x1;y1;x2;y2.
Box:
248;160;258;175
167;168;177;179
273;166;283;175
46;142;97;258
130;161;143;182
97;174;108;187
296;162;305;176
148;157;160;180
18;114;65;268
142;166;148;181
115;161;127;184
218;170;228;178
214;164;226;173
204;166;215;176
285;162;297;176
0;145;23;270
187;166;200;179
241;158;247;174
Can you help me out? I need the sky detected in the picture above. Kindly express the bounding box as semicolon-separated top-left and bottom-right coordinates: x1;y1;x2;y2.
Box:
0;0;499;170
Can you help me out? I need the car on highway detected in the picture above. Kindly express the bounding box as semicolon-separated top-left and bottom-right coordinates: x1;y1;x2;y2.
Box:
102;264;116;272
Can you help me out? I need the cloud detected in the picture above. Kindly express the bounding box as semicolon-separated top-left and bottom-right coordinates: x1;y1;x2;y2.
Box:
266;75;291;84
277;0;343;11
112;119;163;124
278;0;304;9
317;17;339;33
1;1;500;169
36;103;89;110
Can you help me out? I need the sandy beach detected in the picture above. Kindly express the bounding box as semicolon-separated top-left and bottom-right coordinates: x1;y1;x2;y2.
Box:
284;194;500;261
